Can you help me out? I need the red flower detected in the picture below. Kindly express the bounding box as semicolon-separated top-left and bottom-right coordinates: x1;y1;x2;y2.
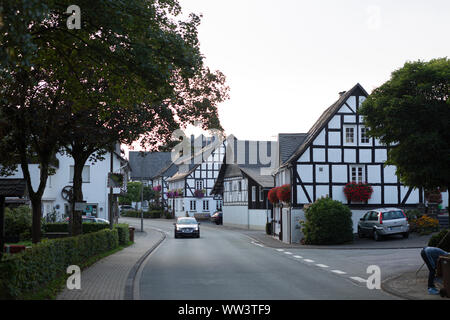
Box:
268;187;279;204
276;184;291;202
343;182;373;202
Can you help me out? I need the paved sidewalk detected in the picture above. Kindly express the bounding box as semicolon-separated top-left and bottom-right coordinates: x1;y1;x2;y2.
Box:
382;269;448;300
57;223;164;300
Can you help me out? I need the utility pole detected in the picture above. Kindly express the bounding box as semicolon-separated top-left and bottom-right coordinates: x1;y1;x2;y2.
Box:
109;149;114;230
140;182;144;232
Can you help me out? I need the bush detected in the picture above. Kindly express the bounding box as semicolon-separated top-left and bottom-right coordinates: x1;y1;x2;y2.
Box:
43;222;109;234
4;206;32;241
0;228;119;299
115;224;130;245
428;229;450;251
302;198;353;245
410;215;439;235
121;209;162;219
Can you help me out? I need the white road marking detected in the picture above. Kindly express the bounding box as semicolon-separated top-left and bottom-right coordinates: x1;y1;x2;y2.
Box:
284;252;293;255
303;259;315;263
276;249;285;252
350;277;368;283
331;270;347;275
293;255;303;259
315;264;329;268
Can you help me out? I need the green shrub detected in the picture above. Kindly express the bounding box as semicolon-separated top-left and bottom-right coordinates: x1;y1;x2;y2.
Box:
43;222;109;234
121;209;162;219
115;224;130;245
428;229;450;251
302;198;353;245
0;228;119;299
4;206;33;241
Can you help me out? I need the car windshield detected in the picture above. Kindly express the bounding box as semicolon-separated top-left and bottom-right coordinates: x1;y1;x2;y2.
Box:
177;219;197;225
382;210;405;220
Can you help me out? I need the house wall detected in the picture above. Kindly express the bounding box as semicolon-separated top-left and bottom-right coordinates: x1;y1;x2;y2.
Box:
6;152;124;221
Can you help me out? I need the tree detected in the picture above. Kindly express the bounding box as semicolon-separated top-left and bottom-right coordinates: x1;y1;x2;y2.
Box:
360;58;450;218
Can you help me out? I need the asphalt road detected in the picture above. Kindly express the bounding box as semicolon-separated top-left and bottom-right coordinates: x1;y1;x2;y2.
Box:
123;218;413;300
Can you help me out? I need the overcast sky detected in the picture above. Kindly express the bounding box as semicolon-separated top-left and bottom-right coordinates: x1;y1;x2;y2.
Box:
177;0;449;141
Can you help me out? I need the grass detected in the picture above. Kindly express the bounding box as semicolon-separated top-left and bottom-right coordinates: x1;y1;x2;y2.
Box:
8;241;134;300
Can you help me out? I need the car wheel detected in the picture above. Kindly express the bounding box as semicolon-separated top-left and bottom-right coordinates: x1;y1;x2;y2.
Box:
403;232;409;239
373;230;382;241
358;227;365;238
174;232;178;239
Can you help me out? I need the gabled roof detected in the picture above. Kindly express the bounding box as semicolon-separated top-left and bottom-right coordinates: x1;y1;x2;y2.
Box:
278;133;308;165
128;151;173;180
282;83;369;167
0;179;27;197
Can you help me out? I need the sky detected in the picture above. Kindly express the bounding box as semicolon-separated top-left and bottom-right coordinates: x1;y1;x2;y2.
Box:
128;0;449;154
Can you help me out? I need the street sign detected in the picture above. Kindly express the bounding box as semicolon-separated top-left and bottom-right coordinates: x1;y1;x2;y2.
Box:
74;201;87;211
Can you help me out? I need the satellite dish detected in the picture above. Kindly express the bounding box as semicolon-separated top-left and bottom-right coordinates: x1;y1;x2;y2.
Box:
61;185;73;201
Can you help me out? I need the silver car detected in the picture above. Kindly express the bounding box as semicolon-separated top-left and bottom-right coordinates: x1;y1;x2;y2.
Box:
358;208;409;241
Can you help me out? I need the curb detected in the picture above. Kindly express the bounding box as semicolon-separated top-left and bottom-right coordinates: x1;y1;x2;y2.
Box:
124;228;166;300
381;273;414;300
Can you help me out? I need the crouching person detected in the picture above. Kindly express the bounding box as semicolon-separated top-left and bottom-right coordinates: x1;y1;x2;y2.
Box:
420;246;449;295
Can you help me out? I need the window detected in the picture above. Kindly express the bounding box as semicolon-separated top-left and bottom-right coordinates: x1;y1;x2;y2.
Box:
360;127;370;144
345;127;355;144
195;180;203;190
252;186;256;202
190;200;196;211
238;181;242;192
203;200;209;211
216;200;223;211
350;165;365;183
259;187;264;202
70;165;90;183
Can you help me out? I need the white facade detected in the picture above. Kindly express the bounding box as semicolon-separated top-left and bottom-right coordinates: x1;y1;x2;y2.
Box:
5;152;126;221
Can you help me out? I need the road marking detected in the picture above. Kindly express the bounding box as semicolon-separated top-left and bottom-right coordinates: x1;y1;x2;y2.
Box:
276;249;285;252
303;259;315;263
284;252;293;255
331;270;347;275
350;277;368;283
293;255;303;259
315;264;329;268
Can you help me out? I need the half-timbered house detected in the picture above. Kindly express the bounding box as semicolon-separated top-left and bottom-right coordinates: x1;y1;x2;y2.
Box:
167;135;226;218
273;83;449;243
211;139;275;230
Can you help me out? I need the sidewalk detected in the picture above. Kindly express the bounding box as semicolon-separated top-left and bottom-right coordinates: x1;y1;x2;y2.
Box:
382;269;447;300
57;224;164;300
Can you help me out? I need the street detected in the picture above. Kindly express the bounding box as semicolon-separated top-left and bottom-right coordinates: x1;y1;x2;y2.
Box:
120;218;425;300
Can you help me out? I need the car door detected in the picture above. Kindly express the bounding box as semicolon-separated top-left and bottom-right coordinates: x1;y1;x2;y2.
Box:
366;211;378;232
360;212;371;232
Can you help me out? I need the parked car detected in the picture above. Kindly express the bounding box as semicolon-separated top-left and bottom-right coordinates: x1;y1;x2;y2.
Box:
211;211;223;225
358;208;409;241
119;205;134;213
174;217;200;238
64;216;109;224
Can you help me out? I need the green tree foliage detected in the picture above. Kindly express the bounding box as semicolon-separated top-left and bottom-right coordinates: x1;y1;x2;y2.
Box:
359;58;449;191
302;198;353;245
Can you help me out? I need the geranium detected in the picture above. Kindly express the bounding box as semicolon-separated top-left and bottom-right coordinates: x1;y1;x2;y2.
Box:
276;184;291;203
194;189;206;198
343;182;373;202
425;189;443;203
268;187;279;204
153;185;161;192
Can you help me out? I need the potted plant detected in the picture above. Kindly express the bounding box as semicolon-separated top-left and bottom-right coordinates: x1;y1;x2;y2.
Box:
343;182;373;203
194;189;206;198
276;184;291;204
268;187;279;204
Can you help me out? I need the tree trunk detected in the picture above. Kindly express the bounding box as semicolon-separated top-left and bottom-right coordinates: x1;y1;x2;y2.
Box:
30;196;42;244
70;160;85;236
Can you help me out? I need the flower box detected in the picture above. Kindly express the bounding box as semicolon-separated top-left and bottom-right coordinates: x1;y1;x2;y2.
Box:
343;182;373;203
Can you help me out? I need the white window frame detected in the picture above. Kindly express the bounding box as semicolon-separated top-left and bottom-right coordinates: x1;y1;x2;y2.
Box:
350;165;365;183
259;187;264;202
195;179;203;190
203;200;209;211
360;126;371;145
252;186;256;203
190;200;196;211
343;125;356;146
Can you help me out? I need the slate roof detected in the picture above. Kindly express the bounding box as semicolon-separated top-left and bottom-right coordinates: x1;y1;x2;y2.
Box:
281;83;368;167
0;179;27;197
278;133;308;165
128;151;173;180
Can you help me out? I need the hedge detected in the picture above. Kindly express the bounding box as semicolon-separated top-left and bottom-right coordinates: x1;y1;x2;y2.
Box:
43;223;130;245
0;229;119;299
121;210;162;219
43;222;109;234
